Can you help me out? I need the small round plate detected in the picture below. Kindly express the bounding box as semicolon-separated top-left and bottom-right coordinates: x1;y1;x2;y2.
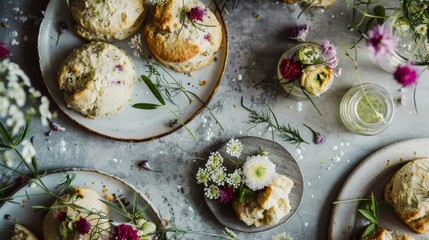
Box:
0;169;162;239
329;138;429;240
38;0;228;141
205;136;304;233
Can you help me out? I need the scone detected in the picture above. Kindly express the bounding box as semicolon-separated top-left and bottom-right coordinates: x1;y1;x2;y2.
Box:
58;42;136;119
70;0;147;41
362;227;415;240
384;158;429;233
43;187;111;240
11;224;38;240
283;0;336;8
145;0;223;72
233;174;294;227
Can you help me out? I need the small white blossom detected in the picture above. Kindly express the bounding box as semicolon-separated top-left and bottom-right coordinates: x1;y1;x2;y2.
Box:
210;167;227;186
129;34;143;57
206;151;224;173
226;168;243;189
7;81;26;107
204;185;220;199
243;155;276;191
0;96;10;118
416;24;428;35
272;232;294;240
226;138;243;158
29;87;41;97
21;140;36;164
150;0;167;5
39;96;52;126
7;105;26;136
196;168;210;186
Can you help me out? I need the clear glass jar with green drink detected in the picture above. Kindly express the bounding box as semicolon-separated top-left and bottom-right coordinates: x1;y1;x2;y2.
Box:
340;83;394;136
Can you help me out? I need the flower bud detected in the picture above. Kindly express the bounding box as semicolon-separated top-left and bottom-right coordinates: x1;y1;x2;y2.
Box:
300;64;333;96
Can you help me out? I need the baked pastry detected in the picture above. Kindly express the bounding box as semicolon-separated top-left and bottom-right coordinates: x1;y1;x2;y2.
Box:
70;0;147;41
282;0;336;8
232;174;294;227
58;42;136;119
11;224;38;240
43;187;111;240
384;158;429;233
145;0;222;72
362;227;415;240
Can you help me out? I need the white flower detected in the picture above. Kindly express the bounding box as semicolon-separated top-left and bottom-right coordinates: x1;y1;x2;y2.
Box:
196;168;210;186
7;81;26;107
29;87;41;97
242;155;276;191
206;152;224;174
6;105;26;136
226;138;243;158
39;96;52;126
416;24;428;35
210;167;227;186
0;96;10;118
129;34;143;57
21;140;36;164
204;185;220;199
150;0;167;5
272;232;294;240
226;169;243;189
3;150;14;167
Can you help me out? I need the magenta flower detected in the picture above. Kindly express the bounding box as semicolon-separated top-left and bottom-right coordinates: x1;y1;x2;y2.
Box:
109;224;139;240
366;25;397;58
394;64;418;87
188;7;205;22
74;217;91;235
204;33;212;41
279;58;302;81
321;40;339;69
290;24;310;42
218;185;235;204
115;64;123;72
57;211;67;222
0;42;10;59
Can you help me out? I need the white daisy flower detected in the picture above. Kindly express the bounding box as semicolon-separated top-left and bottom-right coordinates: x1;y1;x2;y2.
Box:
210;168;227;186
204;185;220;200
226;138;243;158
416;24;428;35
21;140;36;164
227;169;243;189
196;168;210;186
272;232;294;240
243;155;276;191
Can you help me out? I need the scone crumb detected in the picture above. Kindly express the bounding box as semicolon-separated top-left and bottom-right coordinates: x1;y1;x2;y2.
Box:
255;14;262;19
71;65;79;72
102;188;109;193
199;80;207;86
188;72;194;77
105;194;114;202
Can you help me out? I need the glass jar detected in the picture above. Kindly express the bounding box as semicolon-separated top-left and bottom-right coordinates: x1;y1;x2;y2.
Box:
340;83;394;136
277;42;334;100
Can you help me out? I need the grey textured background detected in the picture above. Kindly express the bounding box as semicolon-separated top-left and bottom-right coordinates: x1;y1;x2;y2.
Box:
1;0;429;239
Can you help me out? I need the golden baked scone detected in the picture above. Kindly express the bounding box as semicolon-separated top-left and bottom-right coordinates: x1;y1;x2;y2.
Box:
58;42;136;119
384;158;429;234
283;0;336;8
11;224;38;240
43;187;111;240
362;227;415;240
232;174;294;227
71;0;147;41
145;0;222;72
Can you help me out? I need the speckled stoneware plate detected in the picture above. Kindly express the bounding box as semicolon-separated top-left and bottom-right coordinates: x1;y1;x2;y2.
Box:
205;136;304;233
329;138;429;240
0;169;162;239
38;0;228;141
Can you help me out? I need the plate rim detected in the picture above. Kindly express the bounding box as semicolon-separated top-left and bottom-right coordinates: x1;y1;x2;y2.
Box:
37;1;229;142
328;137;429;239
204;136;304;233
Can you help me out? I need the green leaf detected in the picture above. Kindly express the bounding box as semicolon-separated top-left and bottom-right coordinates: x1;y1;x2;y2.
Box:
141;75;165;105
132;103;162;110
362;223;376;238
31;157;39;175
0;122;13;146
358;209;377;222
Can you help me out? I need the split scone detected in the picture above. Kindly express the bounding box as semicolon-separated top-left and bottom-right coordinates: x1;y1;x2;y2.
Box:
362;227;415;240
43;187;111;240
58;42;136;119
145;0;223;72
11;224;38;240
384;158;429;234
282;0;336;8
233;174;294;227
70;0;147;41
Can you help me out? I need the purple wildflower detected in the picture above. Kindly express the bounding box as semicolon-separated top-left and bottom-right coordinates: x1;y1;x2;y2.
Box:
115;64;123;71
289;24;310;42
321;40;339;69
394;64;418;87
366;24;397;58
50;121;66;132
304;124;326;145
57;211;67;222
109;224;139;240
74;217;91;235
204;33;212;41
279;58;302;81
218;185;235;204
0;42;10;59
188;7;205;22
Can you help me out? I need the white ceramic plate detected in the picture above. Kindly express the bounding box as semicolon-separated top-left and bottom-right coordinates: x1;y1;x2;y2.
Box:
205;136;304;233
0;169;161;239
329;138;429;240
38;0;228;141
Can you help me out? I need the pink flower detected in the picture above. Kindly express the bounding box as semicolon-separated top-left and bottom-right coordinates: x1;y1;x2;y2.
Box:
0;42;10;59
289;24;310;42
57;211;67;222
74;217;91;235
394;64;418;87
321;40;339;69
366;25;397;58
109;224;139;240
279;58;302;81
188;7;205;22
218;185;235;204
204;33;212;41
